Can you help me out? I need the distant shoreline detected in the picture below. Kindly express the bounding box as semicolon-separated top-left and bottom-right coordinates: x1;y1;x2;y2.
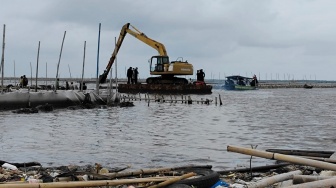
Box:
2;77;336;89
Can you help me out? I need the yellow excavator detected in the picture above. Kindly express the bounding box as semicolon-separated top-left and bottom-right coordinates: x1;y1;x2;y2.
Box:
99;23;193;84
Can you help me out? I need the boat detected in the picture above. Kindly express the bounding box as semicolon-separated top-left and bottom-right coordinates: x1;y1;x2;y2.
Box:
223;75;258;90
303;84;313;89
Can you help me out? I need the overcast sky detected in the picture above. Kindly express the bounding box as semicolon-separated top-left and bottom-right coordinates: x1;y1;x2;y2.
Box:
1;0;336;81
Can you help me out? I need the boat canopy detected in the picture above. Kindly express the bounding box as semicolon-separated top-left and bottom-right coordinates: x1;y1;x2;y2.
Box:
225;75;253;80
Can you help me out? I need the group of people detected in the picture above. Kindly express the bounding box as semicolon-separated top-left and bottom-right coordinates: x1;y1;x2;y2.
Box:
127;67;139;84
55;79;81;90
19;75;28;88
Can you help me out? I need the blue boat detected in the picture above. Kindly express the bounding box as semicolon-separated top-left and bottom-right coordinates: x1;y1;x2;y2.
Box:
224;75;258;90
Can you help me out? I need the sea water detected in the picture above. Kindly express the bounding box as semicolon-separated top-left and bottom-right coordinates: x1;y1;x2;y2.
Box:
0;87;335;171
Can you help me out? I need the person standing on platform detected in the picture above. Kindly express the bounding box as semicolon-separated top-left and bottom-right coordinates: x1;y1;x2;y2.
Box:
127;67;133;84
134;67;139;84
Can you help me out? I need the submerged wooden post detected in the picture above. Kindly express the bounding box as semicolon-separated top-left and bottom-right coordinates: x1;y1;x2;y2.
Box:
219;94;223;106
215;97;217;106
148;96;150;106
187;96;192;104
139;93;141;101
181;95;183;104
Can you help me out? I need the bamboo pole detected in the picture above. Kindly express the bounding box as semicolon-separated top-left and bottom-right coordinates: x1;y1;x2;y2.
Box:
217;162;291;174
292;175;332;184
227;145;336;171
1;24;5;88
95;23;101;95
13;60;16;86
80;41;86;92
30;62;32;87
285;177;336;188
147;172;196;188
104;165;212;179
35;41;40;92
55;31;66;92
45;62;47;86
246;170;302;188
0;177;170;188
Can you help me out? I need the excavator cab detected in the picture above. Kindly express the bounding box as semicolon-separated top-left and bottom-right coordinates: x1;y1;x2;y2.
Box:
150;56;169;73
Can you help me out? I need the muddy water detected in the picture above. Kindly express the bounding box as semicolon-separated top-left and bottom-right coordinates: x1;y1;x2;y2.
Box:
1;88;336;171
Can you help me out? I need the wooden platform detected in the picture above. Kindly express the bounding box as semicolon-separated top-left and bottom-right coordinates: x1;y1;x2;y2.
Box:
118;83;212;94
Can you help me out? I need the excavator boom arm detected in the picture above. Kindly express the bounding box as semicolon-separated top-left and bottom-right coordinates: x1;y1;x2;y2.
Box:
99;23;130;83
126;25;167;56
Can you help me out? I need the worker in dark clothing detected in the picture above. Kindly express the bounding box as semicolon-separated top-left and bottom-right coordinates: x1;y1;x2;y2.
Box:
133;67;139;84
196;70;201;81
197;69;205;82
200;69;205;82
127;67;133;84
23;75;28;87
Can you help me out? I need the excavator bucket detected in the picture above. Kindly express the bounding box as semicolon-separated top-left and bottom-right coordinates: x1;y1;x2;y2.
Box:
99;71;108;83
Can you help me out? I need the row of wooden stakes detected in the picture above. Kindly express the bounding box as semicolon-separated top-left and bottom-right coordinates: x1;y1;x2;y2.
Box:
118;93;223;106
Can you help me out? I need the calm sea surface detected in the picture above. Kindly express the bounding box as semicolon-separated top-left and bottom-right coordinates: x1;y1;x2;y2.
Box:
1;87;336;171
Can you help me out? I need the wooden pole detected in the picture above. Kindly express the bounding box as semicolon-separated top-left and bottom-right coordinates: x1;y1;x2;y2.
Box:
115;36;118;97
1;24;5;88
80;41;86;92
30;62;32;87
46;62;47;86
219;94;223;105
227;145;336;171
14;60;16;85
35;41;40;92
67;64;72;79
55;31;66;91
95;23;101;95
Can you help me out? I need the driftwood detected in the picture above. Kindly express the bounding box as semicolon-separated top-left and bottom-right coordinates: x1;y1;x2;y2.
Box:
265;149;334;158
285;176;336;188
292;175;333;184
0;177;170;188
217;163;291;174
147;172;196;188
246;170;302;188
227;145;336;171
